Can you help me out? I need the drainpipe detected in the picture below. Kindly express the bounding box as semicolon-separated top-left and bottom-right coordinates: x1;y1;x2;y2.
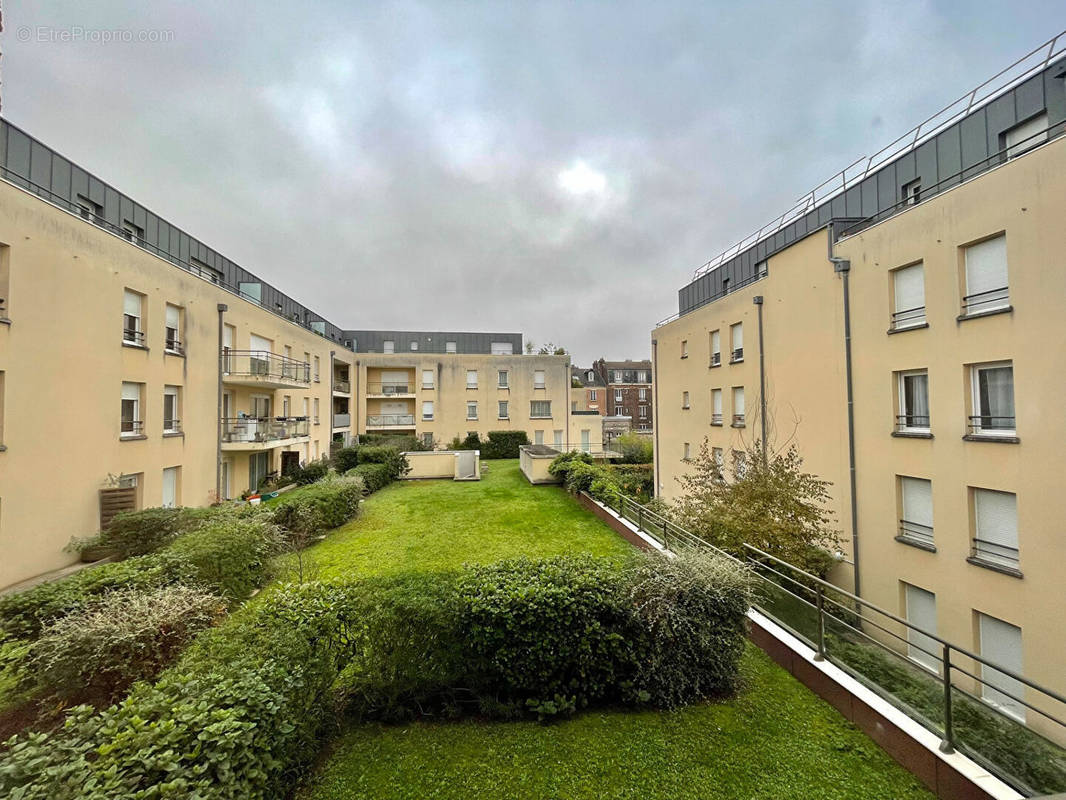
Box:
215;303;227;504
651;338;660;497
329;349;335;448
753;295;767;460
355;359;361;445
828;223;861;598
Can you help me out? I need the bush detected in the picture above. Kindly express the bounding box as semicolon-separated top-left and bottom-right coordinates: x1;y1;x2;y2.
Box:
357;445;410;479
331;445;361;473
96;505;229;558
614;432;654;464
271;475;364;537
480;431;530;459
26;586;225;703
605;464;654;500
165;516;284;603
547;450;593;476
290;459;330;485
347;463;393;493
0;552;194;641
448;432;483;451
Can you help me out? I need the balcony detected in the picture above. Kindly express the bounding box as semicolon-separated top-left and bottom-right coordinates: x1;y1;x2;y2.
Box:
366;382;415;398
333;413;351;428
221;350;311;389
333;379;351;394
367;414;415;429
221;416;309;450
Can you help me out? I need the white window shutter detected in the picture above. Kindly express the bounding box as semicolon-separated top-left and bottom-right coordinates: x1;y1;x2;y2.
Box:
965;236;1008;297
732;325;743;350
121;382;140;401
904;584;939;672
901;478;933;527
894;264;924;313
975;489;1018;550
123;290;141;316
165;304;179;328
249;334;272;354
978;614;1025;721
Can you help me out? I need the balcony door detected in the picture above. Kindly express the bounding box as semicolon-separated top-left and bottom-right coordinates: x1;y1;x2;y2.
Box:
249;452;270;492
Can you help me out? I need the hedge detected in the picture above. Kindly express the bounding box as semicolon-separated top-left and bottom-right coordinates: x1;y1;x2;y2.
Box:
332;446;361;473
480;431;530;459
357;446;410;479
95;506;227;558
347;463;393;494
270;475;364;537
165;516;284;604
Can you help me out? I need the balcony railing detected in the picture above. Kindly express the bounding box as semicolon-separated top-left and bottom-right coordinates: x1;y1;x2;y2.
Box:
164;335;185;355
333;379;351;393
221;350;311;384
120;419;144;436
367;414;415;427
897;519;934;548
366;382;412;395
962;286;1010;316
221;416;309;443
971;537;1020;569
730;347;744;363
122;327;145;346
163;419;182;434
890;306;927;330
732;413;746;427
896;414;931;432
332;413;351;428
967;415;1015;435
711;413;723;425
710;352;721;367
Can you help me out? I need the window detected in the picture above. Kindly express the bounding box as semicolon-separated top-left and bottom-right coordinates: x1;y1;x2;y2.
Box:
612;371;622;383
901;178;922;206
163;386;181;434
682;391;690;409
710;330;721;366
896;370;930;432
0;244;9;319
730;323;743;362
731;387;745;426
491;342;513;355
553;430;563;447
122;219;144;243
122;290;144;345
639;405;647;418
421;432;434;448
498;370;509;388
533;370;545;389
535;430;544;445
683;442;691;461
972;488;1019;571
446;341;457;354
530;400;552;418
76;193;102;220
903;584;939;673
589;390;597;401
164;304;183;354
963;235;1009;315
891;263;926;330
121;382;143;437
314;356;320;382
1003;112;1048;159
498;400;509;419
712;447;724;475
711;388;723;425
733;450;747;479
639;371;649;382
238;282;262;304
638;388;646;401
977;613;1025;721
681;340;688;359
422;401;434;421
614;389;623;404
422;369;435;389
572;401;577;412
586;370;594;382
466;401;478;420
249;452;269;492
383;340;395;354
0;371;5;447
410;341;419;351
970;362;1015;436
898;477;933;547
466;370;478;389
161;466;179;509
313;397;320;424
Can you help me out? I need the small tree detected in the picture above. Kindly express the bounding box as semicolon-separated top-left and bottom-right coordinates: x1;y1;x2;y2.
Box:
672;439;840;576
537;342;568;355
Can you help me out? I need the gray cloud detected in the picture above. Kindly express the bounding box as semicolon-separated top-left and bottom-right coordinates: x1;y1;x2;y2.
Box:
6;0;1062;363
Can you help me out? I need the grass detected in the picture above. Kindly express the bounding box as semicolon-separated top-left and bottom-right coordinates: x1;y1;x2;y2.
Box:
302;644;933;800
276;459;634;579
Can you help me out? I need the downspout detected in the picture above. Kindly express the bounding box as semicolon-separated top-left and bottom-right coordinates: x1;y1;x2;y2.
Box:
329;350;335;450
828;223;860;598
753;295;767;460
215;303;228;504
651;338;661;497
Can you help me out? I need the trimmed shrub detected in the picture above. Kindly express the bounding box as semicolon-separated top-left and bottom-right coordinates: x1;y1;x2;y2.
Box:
480;431;530;459
448;432;482;451
96;505;229;558
615;432;654;464
357;445;410;479
0;552;194;641
26;585;225;703
605;464;654;500
331;445;361;473
271;475;364;537
165;516;284;603
291;459;330;485
547;450;593;477
347;463;393;494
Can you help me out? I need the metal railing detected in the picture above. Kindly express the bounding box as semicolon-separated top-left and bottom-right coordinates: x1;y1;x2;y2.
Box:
967;415;1016;435
891;306;927;330
164;336;185;355
710;352;721;367
730;347;744;363
163;419;182;434
597;491;1066;796
366;382;412;395
962;286;1010;316
896;414;931;432
221;350;311;383
333;378;351;393
122;327;145;346
120;419;143;436
221;416;309;443
732;414;746;427
366;414;415;427
897;520;934;548
711;413;723;425
971;538;1020;569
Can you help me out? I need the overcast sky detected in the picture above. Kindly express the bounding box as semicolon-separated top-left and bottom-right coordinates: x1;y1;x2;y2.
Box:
5;2;1063;364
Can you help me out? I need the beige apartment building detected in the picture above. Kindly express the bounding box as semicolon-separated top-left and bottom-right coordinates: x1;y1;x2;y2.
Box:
654;59;1066;716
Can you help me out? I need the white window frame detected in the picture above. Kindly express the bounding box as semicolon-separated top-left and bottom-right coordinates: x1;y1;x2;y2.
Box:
410;341;419;351
899;476;934;547
164;304;183;353
383;340;395;354
614;389;623;404
977;613;1025;722
730;323;744;362
498;370;509;388
163;385;180;434
891;263;926;330
972;488;1019;571
530;400;552;419
121;382;142;437
466;370;478;389
122;289;143;345
498;400;509;419
903;583;940;674
422;400;434;421
710;330;721;366
897;370;930;433
533;370;545;389
466;401;478;420
682;391;690;409
422;369;435;389
711;388;723;425
446;341;457;354
963;235;1009;315
732;386;745;426
969;361;1015;437
1003;112;1048;159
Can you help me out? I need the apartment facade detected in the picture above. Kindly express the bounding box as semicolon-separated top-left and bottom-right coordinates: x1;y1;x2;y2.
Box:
570;365;605;414
654;60;1066;714
0;119;356;589
350;342;571;450
593;358;653;431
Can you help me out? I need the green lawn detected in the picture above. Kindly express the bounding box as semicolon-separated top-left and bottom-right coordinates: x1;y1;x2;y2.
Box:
278;459;634;579
303;644;932;800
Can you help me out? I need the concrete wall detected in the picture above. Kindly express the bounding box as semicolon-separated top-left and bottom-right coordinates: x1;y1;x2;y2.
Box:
519;446;559;484
401;450;481;480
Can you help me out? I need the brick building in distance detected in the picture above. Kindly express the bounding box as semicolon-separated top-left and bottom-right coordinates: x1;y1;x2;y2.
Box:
592;358;653;432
